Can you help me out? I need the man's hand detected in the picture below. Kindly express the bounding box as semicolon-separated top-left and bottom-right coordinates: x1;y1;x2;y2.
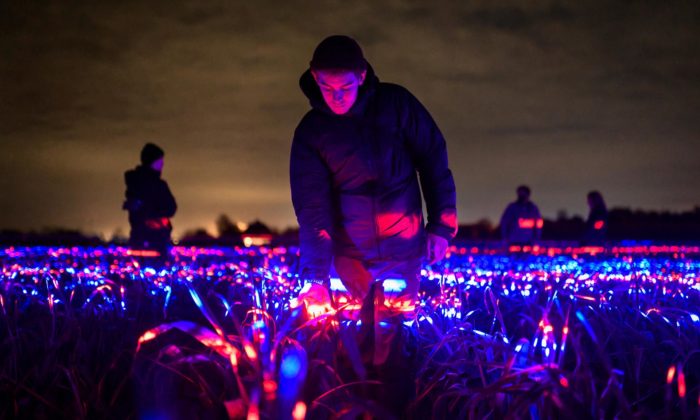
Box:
145;217;170;230
296;282;333;319
426;233;449;264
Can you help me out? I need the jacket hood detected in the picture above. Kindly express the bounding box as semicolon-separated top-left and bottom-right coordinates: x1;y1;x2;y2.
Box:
299;63;379;117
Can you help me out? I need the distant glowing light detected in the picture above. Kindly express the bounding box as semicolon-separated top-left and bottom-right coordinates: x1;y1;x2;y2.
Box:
281;354;302;378
127;249;161;257
263;379;278;394
138;330;157;346
292;402;306;420
515;218;544;229
244;343;258;361
383;278;407;292
518;218;535;229
667;365;676;384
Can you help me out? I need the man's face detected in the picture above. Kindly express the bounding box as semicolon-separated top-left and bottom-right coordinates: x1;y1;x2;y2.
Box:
517;188;530;202
151;157;164;172
312;69;366;115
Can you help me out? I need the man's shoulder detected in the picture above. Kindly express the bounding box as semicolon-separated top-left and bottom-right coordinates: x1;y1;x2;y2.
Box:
376;82;413;100
124;167;140;183
125;166;161;186
294;110;323;139
298;109;320;124
374;83;424;115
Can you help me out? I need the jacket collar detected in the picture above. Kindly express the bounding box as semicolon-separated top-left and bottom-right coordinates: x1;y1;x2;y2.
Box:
136;165;161;178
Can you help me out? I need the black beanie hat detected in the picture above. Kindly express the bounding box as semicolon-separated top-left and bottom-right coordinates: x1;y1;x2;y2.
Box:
310;35;367;72
141;143;164;166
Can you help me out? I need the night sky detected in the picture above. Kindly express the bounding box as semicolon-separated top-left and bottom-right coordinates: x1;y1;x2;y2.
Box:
1;1;698;239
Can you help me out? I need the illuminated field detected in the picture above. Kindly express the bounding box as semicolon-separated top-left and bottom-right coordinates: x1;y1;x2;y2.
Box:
1;244;699;418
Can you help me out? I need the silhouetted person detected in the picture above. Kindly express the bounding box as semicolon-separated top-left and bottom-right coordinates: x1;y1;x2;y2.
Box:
123;143;177;257
583;190;607;244
290;35;457;410
499;185;542;246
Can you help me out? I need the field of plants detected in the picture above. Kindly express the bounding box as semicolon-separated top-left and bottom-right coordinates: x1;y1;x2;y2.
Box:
1;244;698;419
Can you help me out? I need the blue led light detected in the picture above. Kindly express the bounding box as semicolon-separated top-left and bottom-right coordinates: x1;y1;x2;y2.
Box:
281;354;301;378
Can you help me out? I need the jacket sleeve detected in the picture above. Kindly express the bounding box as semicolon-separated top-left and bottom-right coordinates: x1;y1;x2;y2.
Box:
290;125;333;280
533;204;542;241
401;88;458;241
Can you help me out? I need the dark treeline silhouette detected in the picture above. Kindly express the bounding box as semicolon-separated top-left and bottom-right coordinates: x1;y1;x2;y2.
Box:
176;228;218;247
177;214;243;247
0;228;105;246
606;207;700;241
455;207;700;242
178;216;297;247
2;207;698;247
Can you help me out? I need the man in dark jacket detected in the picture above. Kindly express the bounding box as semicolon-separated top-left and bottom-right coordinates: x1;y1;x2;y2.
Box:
290;36;458;367
499;185;542;246
123;143;177;257
583;190;608;245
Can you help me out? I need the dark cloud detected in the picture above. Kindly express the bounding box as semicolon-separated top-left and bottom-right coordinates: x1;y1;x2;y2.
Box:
1;0;698;237
461;4;575;32
482;122;596;137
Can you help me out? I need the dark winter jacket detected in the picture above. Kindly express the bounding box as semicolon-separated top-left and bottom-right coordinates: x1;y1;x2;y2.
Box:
499;201;542;244
123;165;177;251
290;64;457;280
583;207;608;244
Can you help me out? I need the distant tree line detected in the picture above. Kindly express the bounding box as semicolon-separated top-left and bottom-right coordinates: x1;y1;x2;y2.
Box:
1;207;698;246
0;228;105;246
175;215;298;247
455;207;700;242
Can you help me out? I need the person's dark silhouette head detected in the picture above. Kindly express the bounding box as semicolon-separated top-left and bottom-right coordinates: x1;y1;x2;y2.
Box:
141;143;165;172
310;35;367;73
587;190;606;211
309;35;368;116
516;185;531;203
